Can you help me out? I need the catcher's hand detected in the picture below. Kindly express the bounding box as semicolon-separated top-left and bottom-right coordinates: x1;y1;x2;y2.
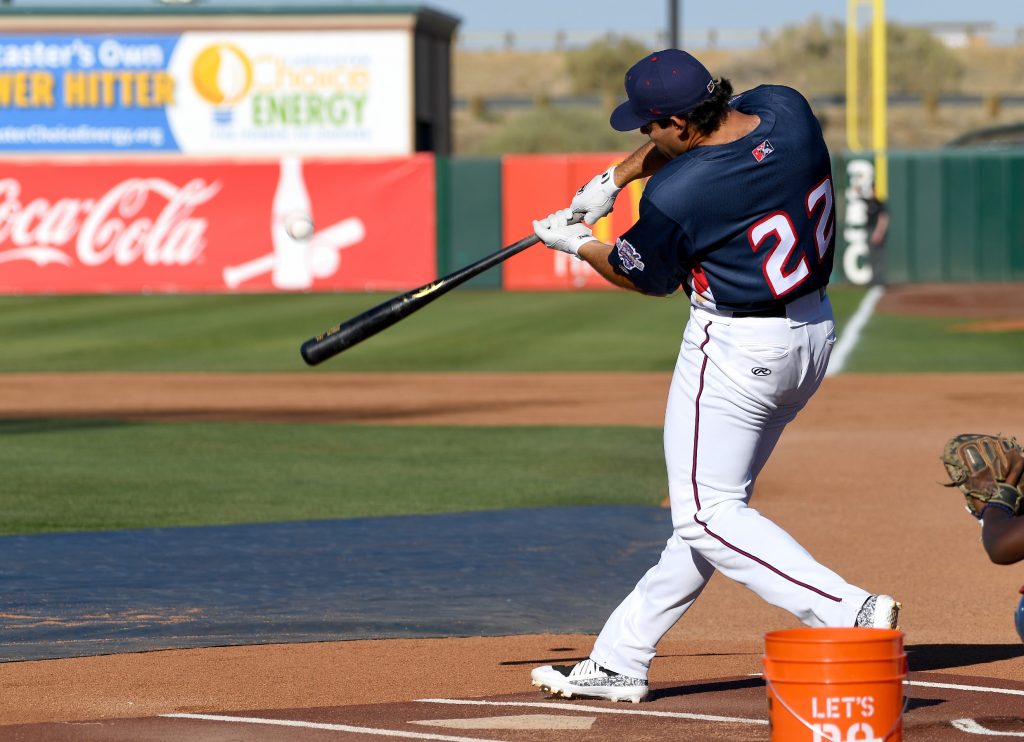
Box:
941;433;1024;519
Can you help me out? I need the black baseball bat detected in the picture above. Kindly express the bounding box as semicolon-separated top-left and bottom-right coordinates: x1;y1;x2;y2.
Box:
300;232;539;366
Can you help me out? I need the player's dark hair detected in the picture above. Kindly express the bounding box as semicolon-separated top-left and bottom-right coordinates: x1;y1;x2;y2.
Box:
681;78;733;136
649;78;734;137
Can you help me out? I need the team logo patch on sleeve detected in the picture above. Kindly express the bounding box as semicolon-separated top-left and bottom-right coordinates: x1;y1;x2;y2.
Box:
615;238;645;271
752;139;774;162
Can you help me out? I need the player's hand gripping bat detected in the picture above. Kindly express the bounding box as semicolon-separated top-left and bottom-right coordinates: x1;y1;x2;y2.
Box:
301;229;546;366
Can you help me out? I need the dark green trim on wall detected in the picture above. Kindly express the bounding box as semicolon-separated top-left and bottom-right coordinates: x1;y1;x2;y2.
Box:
435;157;503;289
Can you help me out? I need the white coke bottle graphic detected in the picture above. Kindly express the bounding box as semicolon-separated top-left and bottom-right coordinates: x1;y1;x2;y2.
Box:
271;156;314;290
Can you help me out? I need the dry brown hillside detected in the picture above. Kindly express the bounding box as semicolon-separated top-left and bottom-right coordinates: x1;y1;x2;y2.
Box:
453;45;1024;153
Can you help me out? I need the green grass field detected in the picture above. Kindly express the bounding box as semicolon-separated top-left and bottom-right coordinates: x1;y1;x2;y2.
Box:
0;420;665;535
0;291;689;372
2;286;1020;535
2;287;1017;373
842;314;1024;373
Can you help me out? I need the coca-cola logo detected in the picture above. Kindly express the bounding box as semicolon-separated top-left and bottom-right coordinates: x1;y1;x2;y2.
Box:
0;177;222;268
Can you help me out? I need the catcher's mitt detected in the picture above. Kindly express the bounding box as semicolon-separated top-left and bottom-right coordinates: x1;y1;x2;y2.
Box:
941;433;1024;519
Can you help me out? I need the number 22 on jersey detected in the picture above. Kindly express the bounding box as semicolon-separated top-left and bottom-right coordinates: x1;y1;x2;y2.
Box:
747;176;834;298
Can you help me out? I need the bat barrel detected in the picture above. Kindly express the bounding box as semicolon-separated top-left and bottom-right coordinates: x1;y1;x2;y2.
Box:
299;232;541;366
300;299;404;365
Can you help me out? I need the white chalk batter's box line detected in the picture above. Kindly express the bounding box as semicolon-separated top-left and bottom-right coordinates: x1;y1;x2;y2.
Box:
163;713;511;742
162;681;1024;740
416;697;765;724
417;694;1024;739
743;673;1024;697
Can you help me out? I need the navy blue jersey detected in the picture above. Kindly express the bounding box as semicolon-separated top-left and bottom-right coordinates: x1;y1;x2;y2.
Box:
608;85;836;311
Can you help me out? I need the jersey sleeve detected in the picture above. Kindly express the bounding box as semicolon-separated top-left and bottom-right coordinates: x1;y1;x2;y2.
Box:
608;199;688;296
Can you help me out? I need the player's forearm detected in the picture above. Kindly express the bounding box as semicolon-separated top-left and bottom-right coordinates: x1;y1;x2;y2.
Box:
980;509;1024;564
613;141;668;187
577;242;677;296
577;241;641;292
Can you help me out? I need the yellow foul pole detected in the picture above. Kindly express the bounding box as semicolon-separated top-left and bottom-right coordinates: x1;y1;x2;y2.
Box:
871;0;888;199
845;0;863;152
846;0;888;197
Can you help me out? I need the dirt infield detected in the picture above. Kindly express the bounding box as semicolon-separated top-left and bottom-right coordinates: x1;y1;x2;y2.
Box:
1;369;1024;739
877;282;1024;319
876;283;1024;332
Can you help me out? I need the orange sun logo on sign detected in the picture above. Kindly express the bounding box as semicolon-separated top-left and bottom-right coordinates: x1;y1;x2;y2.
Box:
192;43;253;105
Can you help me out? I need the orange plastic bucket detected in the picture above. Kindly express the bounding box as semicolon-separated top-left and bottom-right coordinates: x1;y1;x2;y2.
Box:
763;628;906;742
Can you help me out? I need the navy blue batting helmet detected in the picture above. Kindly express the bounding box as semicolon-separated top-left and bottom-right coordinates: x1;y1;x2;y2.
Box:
610;49;716;132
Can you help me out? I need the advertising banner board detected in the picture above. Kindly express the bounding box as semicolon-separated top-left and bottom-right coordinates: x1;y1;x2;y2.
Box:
501;153;644;290
0;31;412;155
0;154;435;293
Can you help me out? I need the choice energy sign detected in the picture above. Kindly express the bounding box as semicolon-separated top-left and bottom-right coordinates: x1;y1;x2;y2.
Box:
0;31;411;154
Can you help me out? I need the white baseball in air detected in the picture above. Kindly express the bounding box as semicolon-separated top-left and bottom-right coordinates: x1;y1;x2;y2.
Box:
285;213;315;241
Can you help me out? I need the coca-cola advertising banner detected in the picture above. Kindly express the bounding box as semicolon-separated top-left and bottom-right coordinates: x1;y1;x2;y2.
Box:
0;31;412;155
0;154;436;293
501;153;644;290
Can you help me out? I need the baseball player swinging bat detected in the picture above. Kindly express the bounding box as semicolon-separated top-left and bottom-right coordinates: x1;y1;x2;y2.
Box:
300;230;543;365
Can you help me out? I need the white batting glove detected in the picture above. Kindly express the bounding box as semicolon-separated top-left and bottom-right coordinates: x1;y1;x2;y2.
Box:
570;165;621;225
532;208;595;258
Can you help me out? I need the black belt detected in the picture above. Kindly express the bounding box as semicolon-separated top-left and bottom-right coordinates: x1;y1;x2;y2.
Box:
730;288;826;318
732;305;787;318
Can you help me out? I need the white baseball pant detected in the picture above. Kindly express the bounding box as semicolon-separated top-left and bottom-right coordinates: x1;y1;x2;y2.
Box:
591;290;872;679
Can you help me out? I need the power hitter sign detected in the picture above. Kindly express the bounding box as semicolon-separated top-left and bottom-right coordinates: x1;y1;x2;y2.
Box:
502;153;644;290
0;31;412;155
0;155;435;293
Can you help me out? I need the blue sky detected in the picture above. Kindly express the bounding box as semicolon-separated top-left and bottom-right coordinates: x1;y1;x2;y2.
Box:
10;1;1022;35
427;0;1024;34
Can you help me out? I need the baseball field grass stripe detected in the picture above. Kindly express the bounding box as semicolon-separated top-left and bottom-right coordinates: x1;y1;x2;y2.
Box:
825;284;885;376
0;292;689;372
843;313;1024;372
0;290;859;373
0;287;1020;372
414;698;768;725
0;421;664;535
161;713;508;741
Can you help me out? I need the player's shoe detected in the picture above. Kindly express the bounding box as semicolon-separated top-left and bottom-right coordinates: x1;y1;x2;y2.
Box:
531;658;649;703
855;594;901;629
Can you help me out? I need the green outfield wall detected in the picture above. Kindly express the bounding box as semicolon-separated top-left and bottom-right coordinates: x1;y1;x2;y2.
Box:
837;150;1024;284
435;151;1024;288
892;150;1024;282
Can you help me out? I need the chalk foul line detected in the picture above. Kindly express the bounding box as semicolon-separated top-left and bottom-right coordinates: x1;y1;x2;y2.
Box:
908;680;1024;697
746;673;1024;697
825;284;885;377
160;713;508;742
414;698;767;725
952;718;1024;737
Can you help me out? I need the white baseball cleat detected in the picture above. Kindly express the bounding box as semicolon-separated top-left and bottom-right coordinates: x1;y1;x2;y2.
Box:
531;658;649;703
855;594;901;629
